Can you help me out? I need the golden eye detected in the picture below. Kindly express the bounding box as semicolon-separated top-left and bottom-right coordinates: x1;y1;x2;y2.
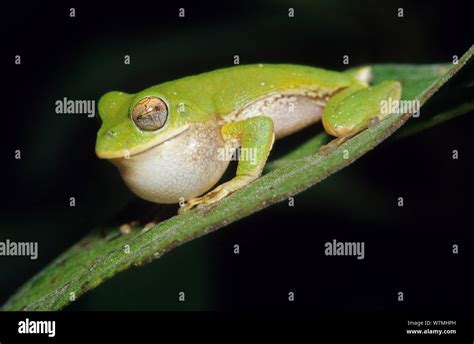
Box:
131;96;168;131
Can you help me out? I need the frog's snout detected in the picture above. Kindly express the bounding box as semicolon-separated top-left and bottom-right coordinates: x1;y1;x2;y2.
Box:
96;128;123;159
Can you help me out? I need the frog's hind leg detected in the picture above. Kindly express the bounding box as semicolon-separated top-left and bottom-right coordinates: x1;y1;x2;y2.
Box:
318;80;402;155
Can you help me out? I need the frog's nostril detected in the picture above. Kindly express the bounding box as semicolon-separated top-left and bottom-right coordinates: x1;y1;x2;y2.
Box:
106;130;117;137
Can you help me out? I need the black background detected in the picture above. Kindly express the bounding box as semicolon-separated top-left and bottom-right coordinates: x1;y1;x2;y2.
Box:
1;0;473;327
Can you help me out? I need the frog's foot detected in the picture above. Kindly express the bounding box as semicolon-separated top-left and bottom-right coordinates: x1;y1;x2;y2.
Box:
318;125;367;156
179;175;256;213
319;115;383;155
318;135;351;155
318;140;338;155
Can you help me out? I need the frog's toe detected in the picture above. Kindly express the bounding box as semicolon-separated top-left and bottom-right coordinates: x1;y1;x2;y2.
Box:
178;201;196;214
178;186;230;214
178;195;208;213
200;185;229;203
178;176;256;214
318;141;339;155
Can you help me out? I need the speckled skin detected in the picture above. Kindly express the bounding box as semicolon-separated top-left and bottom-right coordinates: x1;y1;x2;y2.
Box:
239;94;325;138
96;64;401;206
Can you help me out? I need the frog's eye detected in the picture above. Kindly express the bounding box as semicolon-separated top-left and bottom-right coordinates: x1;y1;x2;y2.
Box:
131;96;168;131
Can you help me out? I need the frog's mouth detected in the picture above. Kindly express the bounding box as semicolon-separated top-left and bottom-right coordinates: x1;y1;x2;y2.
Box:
96;125;191;160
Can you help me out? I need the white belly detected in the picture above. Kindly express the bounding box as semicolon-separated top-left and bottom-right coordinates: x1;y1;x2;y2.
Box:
111;124;230;204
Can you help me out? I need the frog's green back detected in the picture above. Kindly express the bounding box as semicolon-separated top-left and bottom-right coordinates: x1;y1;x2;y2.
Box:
212;64;355;114
97;63;372;160
143;64;357;119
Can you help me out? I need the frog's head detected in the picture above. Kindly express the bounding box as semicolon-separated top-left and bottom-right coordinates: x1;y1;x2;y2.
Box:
95;88;191;159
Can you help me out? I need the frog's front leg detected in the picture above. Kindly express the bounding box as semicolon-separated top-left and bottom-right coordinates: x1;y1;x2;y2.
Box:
319;80;402;154
179;116;275;213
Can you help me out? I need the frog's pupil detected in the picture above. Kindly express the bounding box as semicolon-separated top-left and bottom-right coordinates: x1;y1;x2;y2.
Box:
133;97;168;131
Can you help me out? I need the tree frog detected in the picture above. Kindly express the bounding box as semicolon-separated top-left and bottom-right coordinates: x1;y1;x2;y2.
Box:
96;64;401;212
